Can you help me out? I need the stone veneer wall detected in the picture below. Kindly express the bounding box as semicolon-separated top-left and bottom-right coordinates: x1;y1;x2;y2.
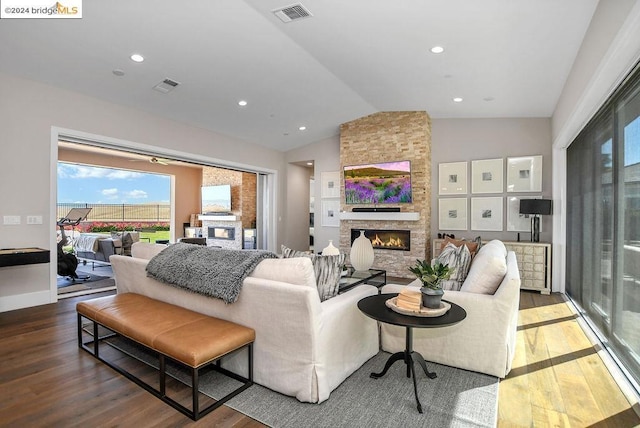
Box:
201;167;257;247
202;166;242;216
241;172;257;229
339;111;431;278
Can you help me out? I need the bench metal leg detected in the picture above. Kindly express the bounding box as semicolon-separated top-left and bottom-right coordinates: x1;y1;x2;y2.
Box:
77;312;254;421
192;368;200;420
159;355;166;396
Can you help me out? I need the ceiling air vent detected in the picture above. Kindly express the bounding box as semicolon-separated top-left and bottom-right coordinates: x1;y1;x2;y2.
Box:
273;3;312;23
153;78;180;94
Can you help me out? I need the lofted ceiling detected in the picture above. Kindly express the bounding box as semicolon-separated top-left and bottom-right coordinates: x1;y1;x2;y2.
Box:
0;0;599;152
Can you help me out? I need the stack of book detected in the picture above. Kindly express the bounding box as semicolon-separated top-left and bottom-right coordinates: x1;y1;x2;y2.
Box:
396;289;422;311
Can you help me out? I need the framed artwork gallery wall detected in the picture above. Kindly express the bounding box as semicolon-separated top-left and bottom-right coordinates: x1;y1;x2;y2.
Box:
430;118;553;243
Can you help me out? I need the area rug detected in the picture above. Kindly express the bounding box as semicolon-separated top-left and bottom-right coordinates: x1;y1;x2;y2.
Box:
57;269;115;294
106;337;498;427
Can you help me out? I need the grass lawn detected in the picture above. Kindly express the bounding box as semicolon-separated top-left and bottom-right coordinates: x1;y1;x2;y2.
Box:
140;230;170;242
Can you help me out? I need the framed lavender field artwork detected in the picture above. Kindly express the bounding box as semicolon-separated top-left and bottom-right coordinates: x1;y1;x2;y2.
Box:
321;171;340;199
472;158;503;194
507;196;542;232
438;162;468;195
471;197;503;231
507;155;542;192
343;160;412;204
438;198;468;230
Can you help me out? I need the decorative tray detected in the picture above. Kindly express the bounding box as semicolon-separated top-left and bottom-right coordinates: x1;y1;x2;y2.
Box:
385;297;451;317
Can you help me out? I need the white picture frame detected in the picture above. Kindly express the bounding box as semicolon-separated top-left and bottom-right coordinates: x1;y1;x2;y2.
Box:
321;171;340;198
321;199;340;227
438;198;468;230
507;196;542;232
472;158;504;194
507;155;542;192
471;197;503;231
438;162;468;195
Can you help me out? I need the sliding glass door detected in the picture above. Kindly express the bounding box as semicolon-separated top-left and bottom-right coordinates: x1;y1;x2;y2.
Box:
614;81;640;379
566;62;640;389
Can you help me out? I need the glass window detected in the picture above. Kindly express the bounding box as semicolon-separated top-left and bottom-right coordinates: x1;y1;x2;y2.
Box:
566;61;640;390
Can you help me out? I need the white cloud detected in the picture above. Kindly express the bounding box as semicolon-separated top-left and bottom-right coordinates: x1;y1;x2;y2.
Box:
59;163;142;180
124;190;148;199
101;188;119;199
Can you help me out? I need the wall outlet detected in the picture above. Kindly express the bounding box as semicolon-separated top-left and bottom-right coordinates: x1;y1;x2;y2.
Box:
3;215;21;225
27;215;43;225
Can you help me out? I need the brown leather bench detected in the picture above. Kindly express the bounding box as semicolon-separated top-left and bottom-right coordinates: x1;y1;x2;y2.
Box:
77;293;254;420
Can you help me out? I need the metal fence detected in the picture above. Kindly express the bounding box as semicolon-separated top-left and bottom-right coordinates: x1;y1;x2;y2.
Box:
57;203;170;222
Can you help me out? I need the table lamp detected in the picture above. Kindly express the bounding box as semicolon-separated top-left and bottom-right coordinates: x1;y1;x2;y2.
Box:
519;199;552;242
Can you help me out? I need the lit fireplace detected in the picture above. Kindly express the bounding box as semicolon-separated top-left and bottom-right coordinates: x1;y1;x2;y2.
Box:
350;229;410;251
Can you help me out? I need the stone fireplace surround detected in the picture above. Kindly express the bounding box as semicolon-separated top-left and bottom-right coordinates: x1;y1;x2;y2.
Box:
338;111;431;278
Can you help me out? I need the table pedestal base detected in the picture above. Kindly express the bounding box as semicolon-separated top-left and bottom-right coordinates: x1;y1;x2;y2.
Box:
370;326;436;413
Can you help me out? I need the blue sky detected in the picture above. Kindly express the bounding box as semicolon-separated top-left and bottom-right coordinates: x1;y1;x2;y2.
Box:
58;162;170;204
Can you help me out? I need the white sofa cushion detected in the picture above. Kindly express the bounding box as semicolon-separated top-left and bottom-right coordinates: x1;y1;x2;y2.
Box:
249;257;316;288
130;242;168;260
460;239;507;294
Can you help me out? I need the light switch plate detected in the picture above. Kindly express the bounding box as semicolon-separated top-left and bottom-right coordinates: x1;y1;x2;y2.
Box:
3;215;21;225
27;215;43;225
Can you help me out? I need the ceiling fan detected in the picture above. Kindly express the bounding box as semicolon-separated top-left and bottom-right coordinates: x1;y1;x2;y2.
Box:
149;156;170;165
129;156;171;165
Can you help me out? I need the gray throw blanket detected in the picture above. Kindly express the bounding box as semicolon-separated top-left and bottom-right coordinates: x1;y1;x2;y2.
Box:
146;243;277;303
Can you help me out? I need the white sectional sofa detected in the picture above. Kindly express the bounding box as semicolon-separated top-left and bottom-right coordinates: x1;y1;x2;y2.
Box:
381;240;521;378
109;242;379;403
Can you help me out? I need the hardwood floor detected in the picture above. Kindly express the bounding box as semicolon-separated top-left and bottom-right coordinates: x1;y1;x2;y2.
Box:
498;291;640;428
0;290;638;427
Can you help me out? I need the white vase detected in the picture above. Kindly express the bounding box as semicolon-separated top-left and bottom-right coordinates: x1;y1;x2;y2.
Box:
322;240;340;255
350;230;374;271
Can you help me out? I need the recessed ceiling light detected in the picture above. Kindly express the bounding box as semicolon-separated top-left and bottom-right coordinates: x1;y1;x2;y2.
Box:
306;162;313;166
453;97;463;103
130;54;144;63
430;46;444;54
112;69;125;77
483;97;495;102
238;100;248;107
299;126;307;131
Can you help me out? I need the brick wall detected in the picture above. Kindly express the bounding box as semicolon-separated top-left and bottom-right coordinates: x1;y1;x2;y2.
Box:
202;167;242;215
241;172;257;229
339;111;431;278
201;167;257;227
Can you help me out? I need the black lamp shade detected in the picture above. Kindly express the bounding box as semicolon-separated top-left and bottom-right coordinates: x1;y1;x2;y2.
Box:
519;199;552;215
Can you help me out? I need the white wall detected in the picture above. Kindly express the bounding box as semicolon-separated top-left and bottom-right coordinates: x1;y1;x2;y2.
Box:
551;0;640;293
431;118;553;243
0;72;287;311
552;0;640;148
286;135;341;252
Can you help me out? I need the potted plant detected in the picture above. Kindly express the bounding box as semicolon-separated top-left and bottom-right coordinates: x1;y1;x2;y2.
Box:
408;260;454;309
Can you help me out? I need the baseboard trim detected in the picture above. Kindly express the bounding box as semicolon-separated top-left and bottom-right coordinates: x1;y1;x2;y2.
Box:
0;290;52;312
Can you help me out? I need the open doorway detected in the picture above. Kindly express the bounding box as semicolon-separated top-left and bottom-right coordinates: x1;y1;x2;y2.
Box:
50;130;279;302
55;161;172;297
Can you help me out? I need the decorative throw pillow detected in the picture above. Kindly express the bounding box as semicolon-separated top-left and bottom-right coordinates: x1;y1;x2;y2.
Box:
442;236;481;257
460;240;507;294
436;242;472;291
281;245;345;301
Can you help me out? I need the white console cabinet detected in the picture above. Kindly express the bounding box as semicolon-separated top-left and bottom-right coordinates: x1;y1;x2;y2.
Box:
432;239;552;294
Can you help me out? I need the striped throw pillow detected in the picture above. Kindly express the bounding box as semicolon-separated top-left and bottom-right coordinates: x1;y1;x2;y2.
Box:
281;245;345;301
436;242;472;291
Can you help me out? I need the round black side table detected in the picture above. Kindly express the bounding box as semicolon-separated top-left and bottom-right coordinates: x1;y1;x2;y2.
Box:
358;293;467;413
